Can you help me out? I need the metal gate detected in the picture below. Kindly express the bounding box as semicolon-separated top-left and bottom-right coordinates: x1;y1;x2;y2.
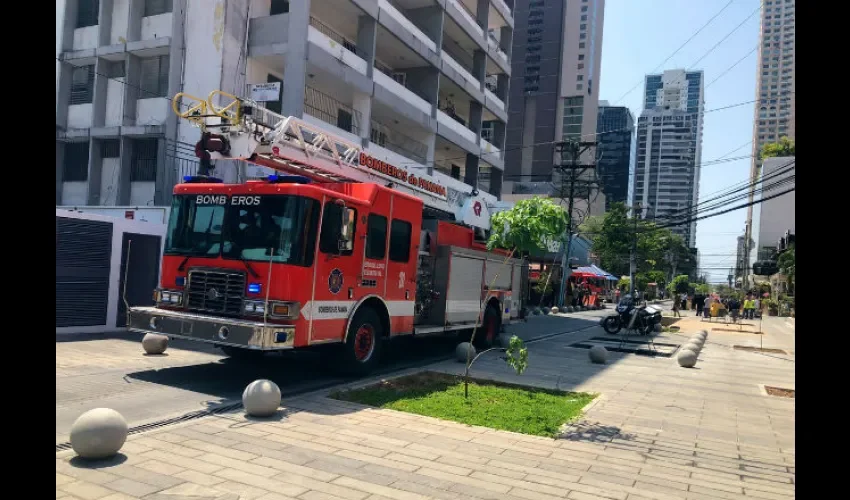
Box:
116;233;162;327
56;217;113;327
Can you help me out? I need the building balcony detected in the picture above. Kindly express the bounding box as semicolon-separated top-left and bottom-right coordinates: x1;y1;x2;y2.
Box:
302;84;363;145
373;63;433;116
370;116;430;166
308;17;368;75
378;0;438;58
248;12;290;50
437;109;478;150
445;0;484;42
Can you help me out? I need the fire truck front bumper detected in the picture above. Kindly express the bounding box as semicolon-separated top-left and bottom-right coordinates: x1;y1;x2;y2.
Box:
128;307;295;350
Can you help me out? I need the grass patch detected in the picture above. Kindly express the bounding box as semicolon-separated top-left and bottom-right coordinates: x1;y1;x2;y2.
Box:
331;372;596;438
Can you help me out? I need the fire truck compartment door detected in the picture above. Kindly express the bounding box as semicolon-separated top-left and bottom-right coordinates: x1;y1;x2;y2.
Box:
446;254;485;324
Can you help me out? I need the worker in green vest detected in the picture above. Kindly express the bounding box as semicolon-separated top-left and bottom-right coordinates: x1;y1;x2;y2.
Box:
743;296;755;320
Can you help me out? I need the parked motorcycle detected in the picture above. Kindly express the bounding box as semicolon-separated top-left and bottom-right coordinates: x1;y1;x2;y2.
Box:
602;295;663;335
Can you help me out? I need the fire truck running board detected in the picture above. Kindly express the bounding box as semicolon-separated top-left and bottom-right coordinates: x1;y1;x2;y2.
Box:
414;323;479;335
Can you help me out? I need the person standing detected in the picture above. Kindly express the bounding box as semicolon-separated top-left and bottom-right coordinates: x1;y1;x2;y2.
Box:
743;296;755;319
672;296;681;317
694;293;705;317
703;294;713;320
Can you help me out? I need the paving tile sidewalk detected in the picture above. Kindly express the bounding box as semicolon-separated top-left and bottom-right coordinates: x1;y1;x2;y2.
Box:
57;323;794;500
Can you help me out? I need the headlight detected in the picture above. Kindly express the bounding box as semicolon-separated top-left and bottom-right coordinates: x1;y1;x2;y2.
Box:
156;289;182;305
243;300;299;319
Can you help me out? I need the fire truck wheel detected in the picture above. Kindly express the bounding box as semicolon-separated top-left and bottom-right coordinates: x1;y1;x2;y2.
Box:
475;304;502;349
342;308;384;374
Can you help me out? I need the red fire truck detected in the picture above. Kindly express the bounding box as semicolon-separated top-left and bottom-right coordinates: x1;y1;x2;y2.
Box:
127;90;526;373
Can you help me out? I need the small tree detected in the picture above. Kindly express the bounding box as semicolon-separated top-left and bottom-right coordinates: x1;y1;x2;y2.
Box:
461;197;568;398
778;244;795;295
668;274;690;296
761;137;795;159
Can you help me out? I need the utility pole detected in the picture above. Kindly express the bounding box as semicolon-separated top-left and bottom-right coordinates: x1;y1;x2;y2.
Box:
629;204;639;298
554;140;597;308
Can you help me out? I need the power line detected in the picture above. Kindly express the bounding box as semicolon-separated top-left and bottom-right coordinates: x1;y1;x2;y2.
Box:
706;45;759;88
689;6;761;69
611;0;736;105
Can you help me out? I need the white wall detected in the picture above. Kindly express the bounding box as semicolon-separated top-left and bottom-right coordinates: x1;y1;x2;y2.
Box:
178;0;227;145
136;97;168;125
56;209;167;335
129;182;156;205
141;13;174;40
68;103;94;129
73;26;99;50
105;80;126;126
62;182;88;205
111;0;131;43
100;158;121;205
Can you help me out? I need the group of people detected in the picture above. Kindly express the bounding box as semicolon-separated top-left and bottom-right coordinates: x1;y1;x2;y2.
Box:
671;292;761;321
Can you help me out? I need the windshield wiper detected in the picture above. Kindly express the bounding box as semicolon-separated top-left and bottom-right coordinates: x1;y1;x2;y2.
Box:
241;257;260;278
178;256;191;271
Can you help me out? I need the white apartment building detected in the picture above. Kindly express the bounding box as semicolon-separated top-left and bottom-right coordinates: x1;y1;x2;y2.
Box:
634;69;705;247
56;0;514;213
743;0;795;267
749;156;795;268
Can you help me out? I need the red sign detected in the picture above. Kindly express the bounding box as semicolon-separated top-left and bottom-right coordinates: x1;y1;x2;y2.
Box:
358;153;447;199
124;210;134;220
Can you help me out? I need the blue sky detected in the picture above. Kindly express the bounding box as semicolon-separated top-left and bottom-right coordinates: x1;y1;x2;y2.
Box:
598;0;761;283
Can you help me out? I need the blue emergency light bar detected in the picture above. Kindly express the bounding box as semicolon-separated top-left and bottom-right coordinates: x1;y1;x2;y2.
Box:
267;175;311;184
182;175;224;183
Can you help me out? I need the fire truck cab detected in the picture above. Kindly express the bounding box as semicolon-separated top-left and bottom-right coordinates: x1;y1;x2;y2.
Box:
127;90;526;373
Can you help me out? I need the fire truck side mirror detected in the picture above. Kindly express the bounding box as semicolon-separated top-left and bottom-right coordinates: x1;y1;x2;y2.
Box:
337;207;355;253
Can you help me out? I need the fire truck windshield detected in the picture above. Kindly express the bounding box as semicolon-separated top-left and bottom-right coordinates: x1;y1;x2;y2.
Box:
164;194;321;267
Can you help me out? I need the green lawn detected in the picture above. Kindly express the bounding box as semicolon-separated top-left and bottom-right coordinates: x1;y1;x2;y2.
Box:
331;372;596;438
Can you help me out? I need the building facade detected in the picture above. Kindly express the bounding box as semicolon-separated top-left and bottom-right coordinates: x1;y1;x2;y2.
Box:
748;156;795;274
596;102;633;209
742;0;795;269
56;0;514;212
633;69;705;247
502;0;605;217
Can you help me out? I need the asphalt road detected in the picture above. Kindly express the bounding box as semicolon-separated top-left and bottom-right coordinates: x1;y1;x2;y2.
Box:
56;310;610;444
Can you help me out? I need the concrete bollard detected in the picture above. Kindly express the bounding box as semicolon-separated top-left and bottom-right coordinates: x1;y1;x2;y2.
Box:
677;348;698;368
70;408;128;459
542;307;551;315
683;341;702;353
142;333;168;355
455;342;476;362
243;379;282;418
589;345;608;364
550;306;559;314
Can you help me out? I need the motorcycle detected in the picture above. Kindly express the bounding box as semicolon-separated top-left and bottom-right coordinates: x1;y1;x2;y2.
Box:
602;295;663;336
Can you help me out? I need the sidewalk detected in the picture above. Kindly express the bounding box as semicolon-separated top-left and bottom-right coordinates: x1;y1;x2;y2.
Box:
57;320;794;500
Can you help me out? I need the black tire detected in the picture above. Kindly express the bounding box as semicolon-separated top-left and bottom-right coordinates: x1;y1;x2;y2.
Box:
474;304;502;349
219;345;265;360
602;316;622;335
341;307;384;375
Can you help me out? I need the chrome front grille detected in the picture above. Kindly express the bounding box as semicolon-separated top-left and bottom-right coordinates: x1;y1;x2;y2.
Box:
185;269;246;317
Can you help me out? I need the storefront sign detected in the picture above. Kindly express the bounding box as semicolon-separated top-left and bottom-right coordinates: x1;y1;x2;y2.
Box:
358;153;447;200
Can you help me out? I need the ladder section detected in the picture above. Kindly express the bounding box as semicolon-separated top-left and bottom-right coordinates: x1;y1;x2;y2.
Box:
173;90;450;207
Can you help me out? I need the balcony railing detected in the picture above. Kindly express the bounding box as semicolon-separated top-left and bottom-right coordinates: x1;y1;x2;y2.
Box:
371;120;428;164
437;109;477;144
441;51;479;88
448;0;483;36
304;86;362;135
373;63;433;114
310;16;360;57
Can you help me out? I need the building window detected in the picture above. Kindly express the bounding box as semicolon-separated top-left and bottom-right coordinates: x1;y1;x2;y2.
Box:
577;75;583;81
576;84;583;91
365;214;388;260
63;142;90;182
581;6;588;12
580;24;587;30
320;203;356;256
101;139;120;158
581;15;587;21
579;33;586;39
577;63;584;69
70;65;95;105
76;0;100;28
578;54;585;60
139;55;170;98
130;139;158;182
579;42;585;49
144;0;173;17
389;220;412;262
104;60;125;79
270;0;290;15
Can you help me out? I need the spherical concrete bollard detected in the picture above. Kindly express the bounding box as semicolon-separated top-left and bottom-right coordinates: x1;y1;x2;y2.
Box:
70;408;128;459
242;379;282;418
677;348;698;368
589;345;608;364
550;306;559;314
142;333;168;355
542;307;551;315
689;336;705;346
696;330;708;339
683;341;702;353
455;342;476;362
498;334;514;348
653;323;663;332
532;307;542;316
